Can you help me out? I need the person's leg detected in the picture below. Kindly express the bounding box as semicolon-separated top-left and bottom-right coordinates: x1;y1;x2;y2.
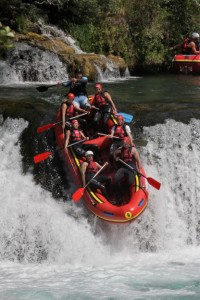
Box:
102;112;110;133
72;145;85;158
97;175;112;195
72;97;81;108
93;111;102;132
113;168;126;204
80;96;91;110
109;140;123;166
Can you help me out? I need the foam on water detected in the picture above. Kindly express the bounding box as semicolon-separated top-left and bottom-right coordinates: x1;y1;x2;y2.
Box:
1;117;200;299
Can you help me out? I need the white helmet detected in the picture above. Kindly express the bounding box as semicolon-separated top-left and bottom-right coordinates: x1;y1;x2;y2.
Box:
85;150;94;156
192;32;199;39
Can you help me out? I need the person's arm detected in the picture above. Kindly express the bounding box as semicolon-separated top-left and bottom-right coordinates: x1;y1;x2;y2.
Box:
125;125;134;145
61;103;67;131
132;147;142;170
64;130;70;148
169;42;183;51
108;126;115;138
74;105;87;114
104;92;117;113
95;162;102;169
113;148;121;161
81;162;88;187
188;41;200;55
80;130;89;140
70;77;88;84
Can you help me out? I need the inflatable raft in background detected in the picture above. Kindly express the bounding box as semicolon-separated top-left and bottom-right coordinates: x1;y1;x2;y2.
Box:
173;54;200;74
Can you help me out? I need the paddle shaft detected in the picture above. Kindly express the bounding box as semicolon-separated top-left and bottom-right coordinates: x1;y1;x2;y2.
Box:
119;159;161;190
67;138;87;148
72;162;108;202
37;112;88;133
36;80;71;92
84;162;108;189
33;139;86;164
97;133;121;139
119;159;141;175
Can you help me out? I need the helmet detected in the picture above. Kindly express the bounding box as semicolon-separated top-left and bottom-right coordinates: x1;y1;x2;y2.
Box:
95;83;102;90
67;93;75;100
75;67;83;74
85;150;94;156
123;137;130;144
117;115;124;121
71;119;79;125
192;32;199;39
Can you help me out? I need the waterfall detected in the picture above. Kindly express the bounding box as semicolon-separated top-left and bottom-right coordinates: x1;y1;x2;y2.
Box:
0;42;68;84
0;22;130;84
38;19;84;54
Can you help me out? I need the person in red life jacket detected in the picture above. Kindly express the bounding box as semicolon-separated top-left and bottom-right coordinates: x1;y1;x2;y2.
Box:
61;93;88;131
64;119;89;158
65;119;99;158
109;114;134;158
185;32;200;54
169;32;200;54
113;137;141;204
81;151;110;198
58;67;91;110
91;83;117;133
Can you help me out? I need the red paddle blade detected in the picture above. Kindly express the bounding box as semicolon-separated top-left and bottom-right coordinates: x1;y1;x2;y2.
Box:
37;123;55;133
147;177;161;190
33;151;52;164
72;187;85;202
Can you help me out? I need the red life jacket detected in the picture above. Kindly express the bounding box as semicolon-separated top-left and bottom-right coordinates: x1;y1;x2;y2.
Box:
121;146;135;163
70;129;82;142
61;102;75;118
86;161;99;173
182;38;190;54
65;103;75;118
114;125;126;138
94;91;107;108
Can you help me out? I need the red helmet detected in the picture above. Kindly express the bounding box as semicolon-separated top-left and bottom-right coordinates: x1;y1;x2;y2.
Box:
67;93;75;100
71;119;79;125
95;83;102;90
117;115;124;121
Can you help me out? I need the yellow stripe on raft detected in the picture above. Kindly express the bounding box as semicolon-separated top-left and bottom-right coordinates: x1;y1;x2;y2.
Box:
174;59;200;62
86;202;148;223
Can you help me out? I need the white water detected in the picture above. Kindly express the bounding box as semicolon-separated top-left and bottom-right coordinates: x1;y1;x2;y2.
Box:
0;118;200;299
0;21;130;85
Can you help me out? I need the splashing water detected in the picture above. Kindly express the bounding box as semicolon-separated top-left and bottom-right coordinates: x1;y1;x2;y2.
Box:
1;117;200;299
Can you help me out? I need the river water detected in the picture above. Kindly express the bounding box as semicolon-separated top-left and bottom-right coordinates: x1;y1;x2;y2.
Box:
0;74;200;299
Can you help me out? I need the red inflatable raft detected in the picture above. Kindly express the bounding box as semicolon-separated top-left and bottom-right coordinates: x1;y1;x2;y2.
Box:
173;54;200;74
54;109;150;224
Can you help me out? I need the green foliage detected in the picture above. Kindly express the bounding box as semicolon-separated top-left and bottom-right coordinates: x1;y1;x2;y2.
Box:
68;23;98;53
0;23;15;58
1;0;200;72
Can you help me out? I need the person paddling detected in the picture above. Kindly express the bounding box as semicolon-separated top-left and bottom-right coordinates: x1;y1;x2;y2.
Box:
81;151;110;198
109;114;134;161
64;119;99;159
91;83;117;133
113;137;141;204
58;67;91;110
61;93;87;131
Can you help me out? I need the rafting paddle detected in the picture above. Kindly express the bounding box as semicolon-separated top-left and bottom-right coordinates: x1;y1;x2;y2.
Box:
119;159;161;190
37;112;88;133
33;139;87;164
116;112;133;123
92;107;133;123
36;80;71;92
72;162;108;202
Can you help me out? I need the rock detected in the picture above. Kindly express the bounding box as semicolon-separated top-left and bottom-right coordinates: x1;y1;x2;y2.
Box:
14;31;128;80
